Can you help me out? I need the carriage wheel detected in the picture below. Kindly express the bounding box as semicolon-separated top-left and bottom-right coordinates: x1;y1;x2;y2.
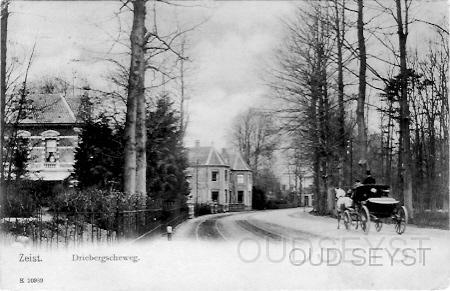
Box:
375;220;382;232
394;206;407;235
359;206;370;233
343;210;351;230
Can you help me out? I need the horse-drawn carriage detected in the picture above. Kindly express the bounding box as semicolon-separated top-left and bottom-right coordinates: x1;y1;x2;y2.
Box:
338;184;408;234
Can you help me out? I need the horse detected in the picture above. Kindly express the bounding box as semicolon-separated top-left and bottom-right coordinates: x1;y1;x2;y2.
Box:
335;188;352;229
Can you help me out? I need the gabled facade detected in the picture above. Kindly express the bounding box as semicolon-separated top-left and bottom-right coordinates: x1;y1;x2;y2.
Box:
9;93;83;181
186;142;252;211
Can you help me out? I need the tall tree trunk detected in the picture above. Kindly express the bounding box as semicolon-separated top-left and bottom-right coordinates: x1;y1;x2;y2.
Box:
396;0;413;218
386;102;393;187
179;38;187;137
356;0;368;174
321;38;330;214
311;80;321;213
124;0;146;196
429;121;437;210
134;0;147;205
135;87;146;203
0;1;8;216
318;82;326;214
334;0;345;188
420;125;427;211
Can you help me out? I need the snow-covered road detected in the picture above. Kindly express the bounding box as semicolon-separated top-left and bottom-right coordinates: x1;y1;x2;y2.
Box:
1;208;448;290
169;207;450;289
174;207;449;242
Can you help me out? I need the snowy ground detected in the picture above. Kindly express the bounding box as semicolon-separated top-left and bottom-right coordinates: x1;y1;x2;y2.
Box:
0;208;449;290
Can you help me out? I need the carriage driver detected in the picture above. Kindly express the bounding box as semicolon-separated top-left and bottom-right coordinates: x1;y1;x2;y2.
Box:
363;170;376;184
353;179;362;189
347;179;362;199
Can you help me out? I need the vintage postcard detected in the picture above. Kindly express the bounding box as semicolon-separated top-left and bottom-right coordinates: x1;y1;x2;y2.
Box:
0;0;449;290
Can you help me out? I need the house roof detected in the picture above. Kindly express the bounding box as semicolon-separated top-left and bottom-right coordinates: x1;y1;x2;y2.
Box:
20;93;80;124
65;95;82;118
187;145;251;171
187;146;227;167
221;149;252;171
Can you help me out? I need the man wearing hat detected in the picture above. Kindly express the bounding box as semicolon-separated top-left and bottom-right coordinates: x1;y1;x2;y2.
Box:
363;170;376;184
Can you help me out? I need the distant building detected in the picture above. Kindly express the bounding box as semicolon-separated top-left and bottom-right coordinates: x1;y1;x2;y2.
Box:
8;93;83;181
280;169;314;207
300;175;314;207
186;142;253;211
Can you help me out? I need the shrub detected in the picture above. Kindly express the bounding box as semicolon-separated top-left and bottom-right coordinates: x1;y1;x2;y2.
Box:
265;200;279;209
252;186;267;210
412;211;449;229
2;181;47;217
50;188;146;214
195;203;211;216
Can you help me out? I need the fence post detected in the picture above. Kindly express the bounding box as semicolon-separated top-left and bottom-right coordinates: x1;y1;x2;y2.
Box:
65;218;68;248
96;215;100;244
56;211;59;248
115;207;120;240
38;213;42;247
91;211;94;244
135;211;138;237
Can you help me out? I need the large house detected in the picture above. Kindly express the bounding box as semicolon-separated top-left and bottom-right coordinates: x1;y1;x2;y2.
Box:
9;93;83;181
186;142;253;211
10;93;254;213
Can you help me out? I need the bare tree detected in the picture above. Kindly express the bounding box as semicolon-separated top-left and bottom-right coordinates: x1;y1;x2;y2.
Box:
120;0;194;202
271;3;340;214
123;0;146;200
5;42;36;182
230;108;278;179
394;0;413;217
356;0;368;174
0;0;9;215
408;33;448;212
332;0;347;187
178;36;188;137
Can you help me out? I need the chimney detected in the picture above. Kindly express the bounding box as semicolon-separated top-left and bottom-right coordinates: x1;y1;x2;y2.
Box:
195;140;200;148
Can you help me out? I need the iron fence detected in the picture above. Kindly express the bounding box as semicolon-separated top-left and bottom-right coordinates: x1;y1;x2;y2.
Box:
0;204;188;247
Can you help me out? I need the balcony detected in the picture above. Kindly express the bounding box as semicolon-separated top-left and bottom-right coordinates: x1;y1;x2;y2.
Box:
29;162;74;170
44;162;57;168
27;162;74;181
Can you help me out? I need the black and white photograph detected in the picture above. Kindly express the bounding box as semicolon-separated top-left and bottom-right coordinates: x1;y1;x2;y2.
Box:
0;0;449;289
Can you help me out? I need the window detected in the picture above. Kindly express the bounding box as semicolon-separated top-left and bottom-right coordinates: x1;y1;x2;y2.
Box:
17;130;31;138
212;191;219;202
225;170;228;181
225;190;228;203
238;191;244;203
212;171;218;181
237;174;244;184
45;139;57;162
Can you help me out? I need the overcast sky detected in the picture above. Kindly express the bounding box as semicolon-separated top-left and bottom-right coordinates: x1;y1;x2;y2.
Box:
9;1;295;150
8;1;448;155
